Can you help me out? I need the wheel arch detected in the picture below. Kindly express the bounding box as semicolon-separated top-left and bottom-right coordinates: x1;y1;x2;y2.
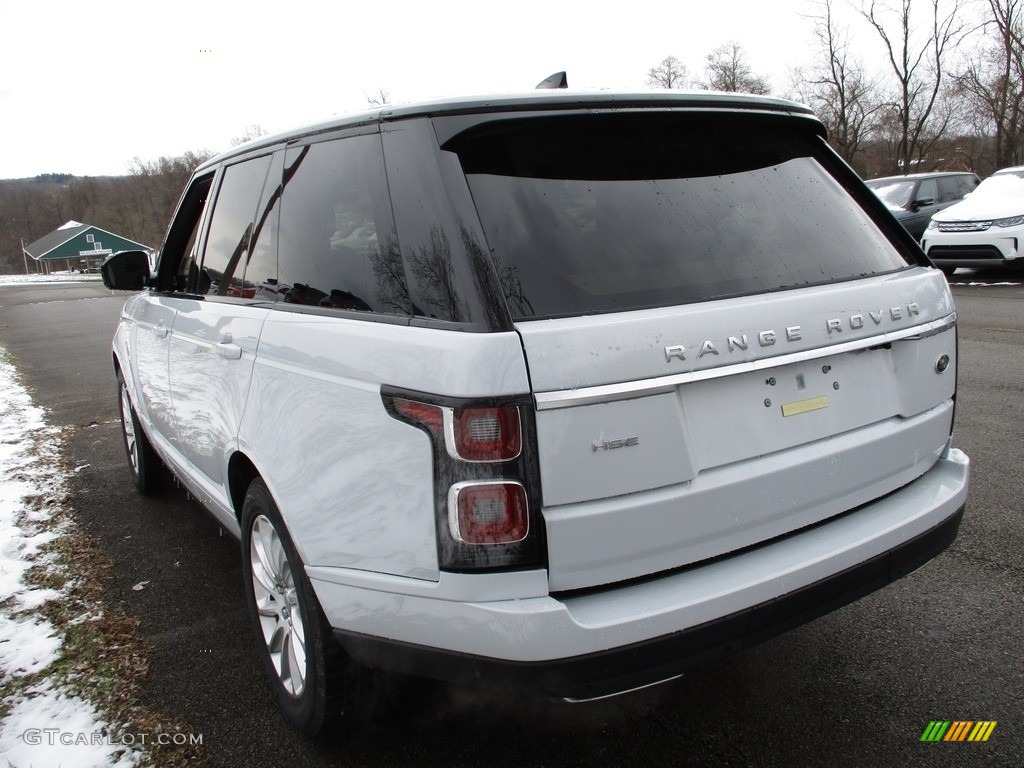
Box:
228;451;262;523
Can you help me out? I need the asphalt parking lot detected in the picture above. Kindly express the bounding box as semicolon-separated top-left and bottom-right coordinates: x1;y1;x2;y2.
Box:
0;273;1020;767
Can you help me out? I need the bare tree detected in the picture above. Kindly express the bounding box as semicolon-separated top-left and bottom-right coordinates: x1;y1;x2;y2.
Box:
646;55;688;89
700;42;771;94
366;88;391;107
954;0;1024;170
230;124;269;147
859;0;972;173
792;0;884;173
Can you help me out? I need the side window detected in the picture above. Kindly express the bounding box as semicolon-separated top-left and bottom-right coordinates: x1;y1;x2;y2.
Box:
241;151;284;301
381;119;505;328
196;155;273;297
937;176;961;203
916;179;938;204
155;175;214;292
957;175;979;197
277;134;408;314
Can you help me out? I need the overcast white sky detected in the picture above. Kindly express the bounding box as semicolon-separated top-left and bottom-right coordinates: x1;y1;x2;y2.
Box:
1;0;868;179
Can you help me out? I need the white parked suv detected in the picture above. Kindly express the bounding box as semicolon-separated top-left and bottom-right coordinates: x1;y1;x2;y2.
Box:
102;91;969;735
922;165;1024;274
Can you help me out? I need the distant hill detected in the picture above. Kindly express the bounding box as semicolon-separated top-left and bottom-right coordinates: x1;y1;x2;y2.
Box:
0;153;212;275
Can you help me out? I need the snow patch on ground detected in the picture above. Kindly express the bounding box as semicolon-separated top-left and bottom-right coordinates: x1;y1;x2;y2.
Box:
0;683;137;768
0;272;103;285
0;345;144;767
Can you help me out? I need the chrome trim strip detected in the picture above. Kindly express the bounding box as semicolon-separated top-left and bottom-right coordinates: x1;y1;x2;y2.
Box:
534;314;957;411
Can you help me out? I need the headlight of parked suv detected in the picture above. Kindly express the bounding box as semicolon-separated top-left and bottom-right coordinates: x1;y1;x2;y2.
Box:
994;214;1024;227
926;219;938;230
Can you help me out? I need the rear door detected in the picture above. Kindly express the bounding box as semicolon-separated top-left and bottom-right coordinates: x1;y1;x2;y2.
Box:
451;113;958;591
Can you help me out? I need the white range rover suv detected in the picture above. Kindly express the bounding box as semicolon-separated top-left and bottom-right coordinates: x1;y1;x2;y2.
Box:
102;91;969;735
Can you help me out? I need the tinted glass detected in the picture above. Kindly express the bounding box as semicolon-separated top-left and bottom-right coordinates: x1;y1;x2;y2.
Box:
937;176;961;203
956;175;979;197
155;175;213;292
453;117;912;320
382;120;507;328
241;151;284;301
866;179;914;210
277;135;407;314
198;156;273;296
916;179;938;204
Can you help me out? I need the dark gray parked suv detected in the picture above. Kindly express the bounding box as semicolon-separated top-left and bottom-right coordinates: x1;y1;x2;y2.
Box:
866;172;980;241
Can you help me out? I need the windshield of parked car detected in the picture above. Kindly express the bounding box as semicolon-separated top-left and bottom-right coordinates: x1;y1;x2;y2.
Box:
972;170;1024;200
866;179;915;210
452;115;913;320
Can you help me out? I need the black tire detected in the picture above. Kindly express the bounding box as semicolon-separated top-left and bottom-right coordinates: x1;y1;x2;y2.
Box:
117;371;166;495
939;265;957;277
241;478;357;735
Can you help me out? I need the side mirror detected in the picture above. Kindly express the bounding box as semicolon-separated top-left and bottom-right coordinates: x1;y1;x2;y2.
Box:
912;196;936;210
101;250;151;291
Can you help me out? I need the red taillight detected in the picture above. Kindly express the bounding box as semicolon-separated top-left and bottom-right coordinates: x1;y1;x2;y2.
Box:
394;399;521;462
449;482;529;544
385;390;542;570
392;399;444;436
452;407;521;461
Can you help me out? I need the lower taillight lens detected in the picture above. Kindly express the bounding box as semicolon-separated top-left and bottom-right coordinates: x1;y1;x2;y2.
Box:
449;482;529;544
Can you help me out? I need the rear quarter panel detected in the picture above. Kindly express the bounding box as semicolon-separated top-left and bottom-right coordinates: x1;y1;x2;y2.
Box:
237;311;531;580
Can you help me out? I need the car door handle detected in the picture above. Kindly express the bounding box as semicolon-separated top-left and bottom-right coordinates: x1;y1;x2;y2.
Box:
214;342;241;360
215;338;243;359
153;324;169;338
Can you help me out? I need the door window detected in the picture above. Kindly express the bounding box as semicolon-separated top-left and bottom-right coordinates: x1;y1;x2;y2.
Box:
155;174;214;292
197;155;273;297
916;179;938;205
937;176;961;203
241;152;284;301
956;175;979;197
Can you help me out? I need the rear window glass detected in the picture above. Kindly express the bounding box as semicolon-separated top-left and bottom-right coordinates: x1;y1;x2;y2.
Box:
451;117;911;320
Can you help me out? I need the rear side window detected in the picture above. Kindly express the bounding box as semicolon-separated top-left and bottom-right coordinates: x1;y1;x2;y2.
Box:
277;134;408;314
937;176;961;203
956;174;979;197
451;116;913;320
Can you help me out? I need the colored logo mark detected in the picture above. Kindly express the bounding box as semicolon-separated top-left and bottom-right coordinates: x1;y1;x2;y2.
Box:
921;721;997;742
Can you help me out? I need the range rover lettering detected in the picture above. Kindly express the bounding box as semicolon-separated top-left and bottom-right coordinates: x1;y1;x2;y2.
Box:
103;91;969;735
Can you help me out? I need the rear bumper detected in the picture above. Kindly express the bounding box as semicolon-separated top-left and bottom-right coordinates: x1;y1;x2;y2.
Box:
313;447;969;700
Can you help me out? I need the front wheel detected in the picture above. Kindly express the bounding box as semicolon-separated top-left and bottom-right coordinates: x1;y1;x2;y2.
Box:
241;478;358;735
117;371;166;495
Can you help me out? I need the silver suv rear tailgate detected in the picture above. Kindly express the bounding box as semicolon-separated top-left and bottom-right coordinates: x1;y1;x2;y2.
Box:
516;268;958;591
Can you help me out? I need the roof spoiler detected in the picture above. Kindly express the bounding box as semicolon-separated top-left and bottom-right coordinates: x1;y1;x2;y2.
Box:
536;71;568;89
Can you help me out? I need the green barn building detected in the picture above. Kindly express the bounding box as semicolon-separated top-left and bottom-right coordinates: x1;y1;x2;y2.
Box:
23;221;151;274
